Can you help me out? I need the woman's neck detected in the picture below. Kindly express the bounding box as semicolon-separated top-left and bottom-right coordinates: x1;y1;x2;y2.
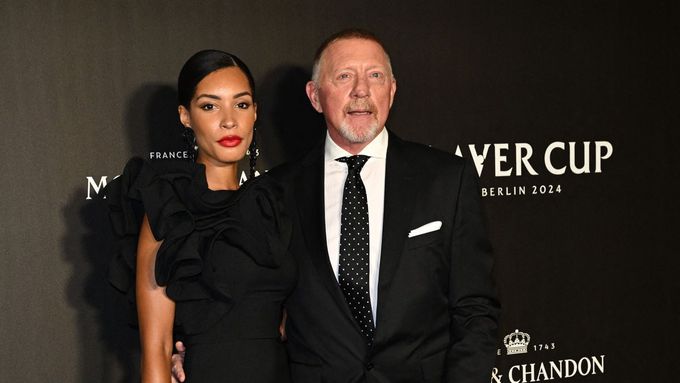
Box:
200;160;240;191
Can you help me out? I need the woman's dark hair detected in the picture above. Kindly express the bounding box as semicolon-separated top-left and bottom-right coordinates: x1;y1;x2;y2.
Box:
178;49;256;107
178;50;259;178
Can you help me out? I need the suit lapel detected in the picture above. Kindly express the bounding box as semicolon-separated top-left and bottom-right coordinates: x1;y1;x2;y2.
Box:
295;133;420;340
294;144;359;328
375;134;419;333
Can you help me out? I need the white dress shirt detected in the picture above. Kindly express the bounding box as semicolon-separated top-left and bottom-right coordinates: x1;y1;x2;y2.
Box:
324;128;388;323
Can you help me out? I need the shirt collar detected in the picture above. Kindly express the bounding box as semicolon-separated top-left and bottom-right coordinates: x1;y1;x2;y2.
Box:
324;127;389;162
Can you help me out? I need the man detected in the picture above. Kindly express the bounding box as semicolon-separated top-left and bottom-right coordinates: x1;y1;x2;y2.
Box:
174;28;500;383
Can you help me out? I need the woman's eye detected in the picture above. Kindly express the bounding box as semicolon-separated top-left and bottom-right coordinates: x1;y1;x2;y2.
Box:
200;103;215;111
236;102;250;110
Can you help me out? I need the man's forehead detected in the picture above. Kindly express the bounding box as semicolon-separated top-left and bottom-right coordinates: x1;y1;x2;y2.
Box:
326;37;384;50
321;38;389;68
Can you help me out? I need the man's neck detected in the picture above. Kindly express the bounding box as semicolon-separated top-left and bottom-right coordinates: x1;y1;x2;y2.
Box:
327;127;385;155
325;128;389;162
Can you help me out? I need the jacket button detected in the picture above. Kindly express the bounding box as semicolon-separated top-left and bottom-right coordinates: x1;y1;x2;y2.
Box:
366;363;374;370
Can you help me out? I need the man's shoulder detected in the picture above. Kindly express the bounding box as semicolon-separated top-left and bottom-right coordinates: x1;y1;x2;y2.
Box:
392;134;466;171
266;139;324;181
267;160;299;182
266;152;319;185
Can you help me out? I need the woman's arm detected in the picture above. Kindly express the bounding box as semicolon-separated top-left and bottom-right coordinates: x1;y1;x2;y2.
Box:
136;215;175;383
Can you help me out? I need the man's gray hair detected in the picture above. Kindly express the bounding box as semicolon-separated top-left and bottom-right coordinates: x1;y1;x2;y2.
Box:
310;28;394;84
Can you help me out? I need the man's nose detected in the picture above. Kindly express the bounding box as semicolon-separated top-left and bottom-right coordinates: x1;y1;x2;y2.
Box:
351;75;370;98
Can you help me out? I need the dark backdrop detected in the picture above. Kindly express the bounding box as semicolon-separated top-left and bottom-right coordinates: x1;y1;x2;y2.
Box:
1;1;677;382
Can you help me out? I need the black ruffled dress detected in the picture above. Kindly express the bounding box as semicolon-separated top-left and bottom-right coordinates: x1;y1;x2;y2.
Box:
107;158;296;383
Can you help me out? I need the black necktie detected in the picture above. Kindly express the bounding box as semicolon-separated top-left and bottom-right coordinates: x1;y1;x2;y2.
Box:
336;155;375;346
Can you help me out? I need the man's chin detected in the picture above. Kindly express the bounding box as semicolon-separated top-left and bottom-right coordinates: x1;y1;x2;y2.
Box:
339;123;382;144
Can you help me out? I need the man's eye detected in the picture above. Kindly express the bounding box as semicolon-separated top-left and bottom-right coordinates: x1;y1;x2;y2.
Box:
200;104;215;111
337;73;351;80
370;72;383;78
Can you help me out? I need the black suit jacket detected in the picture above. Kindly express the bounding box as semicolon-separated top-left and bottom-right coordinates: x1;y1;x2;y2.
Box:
269;132;500;383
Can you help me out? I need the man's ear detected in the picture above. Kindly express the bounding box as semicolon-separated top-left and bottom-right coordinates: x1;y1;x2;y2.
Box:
305;81;323;113
178;105;191;127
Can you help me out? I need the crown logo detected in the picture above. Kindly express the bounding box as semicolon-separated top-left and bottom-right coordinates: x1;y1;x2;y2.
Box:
504;329;530;355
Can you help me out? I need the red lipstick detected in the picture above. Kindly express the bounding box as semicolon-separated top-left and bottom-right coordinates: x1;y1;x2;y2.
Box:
217;135;243;147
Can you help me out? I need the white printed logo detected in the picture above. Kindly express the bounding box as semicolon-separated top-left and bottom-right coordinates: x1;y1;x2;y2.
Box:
504;329;531;355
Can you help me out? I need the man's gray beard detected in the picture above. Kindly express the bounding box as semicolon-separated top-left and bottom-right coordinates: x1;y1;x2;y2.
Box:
338;120;381;144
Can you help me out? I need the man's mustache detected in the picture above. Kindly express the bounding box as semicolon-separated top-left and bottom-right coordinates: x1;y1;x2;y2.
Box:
345;99;376;113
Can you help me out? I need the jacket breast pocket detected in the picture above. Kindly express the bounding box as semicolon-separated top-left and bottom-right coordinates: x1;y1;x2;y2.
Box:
406;230;443;250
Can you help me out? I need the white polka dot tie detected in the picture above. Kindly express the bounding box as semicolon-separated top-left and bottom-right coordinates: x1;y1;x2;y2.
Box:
336;155;375;346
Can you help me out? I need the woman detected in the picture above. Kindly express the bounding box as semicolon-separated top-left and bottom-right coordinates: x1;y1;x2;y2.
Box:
108;50;295;382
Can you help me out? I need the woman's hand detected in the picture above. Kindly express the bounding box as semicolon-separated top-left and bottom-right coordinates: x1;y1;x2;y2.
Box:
171;341;186;383
279;309;288;341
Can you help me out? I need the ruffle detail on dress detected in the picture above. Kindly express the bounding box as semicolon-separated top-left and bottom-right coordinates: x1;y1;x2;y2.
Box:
106;157;291;335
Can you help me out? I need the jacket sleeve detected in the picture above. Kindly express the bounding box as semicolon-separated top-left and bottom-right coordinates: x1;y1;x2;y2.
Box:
445;158;501;382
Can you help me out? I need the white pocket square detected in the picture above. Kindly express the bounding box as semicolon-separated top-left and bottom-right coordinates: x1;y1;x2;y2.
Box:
408;221;442;238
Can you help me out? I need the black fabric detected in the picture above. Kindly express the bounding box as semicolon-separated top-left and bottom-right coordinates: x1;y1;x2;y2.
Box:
270;132;500;383
336;155;375;346
106;157;296;382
